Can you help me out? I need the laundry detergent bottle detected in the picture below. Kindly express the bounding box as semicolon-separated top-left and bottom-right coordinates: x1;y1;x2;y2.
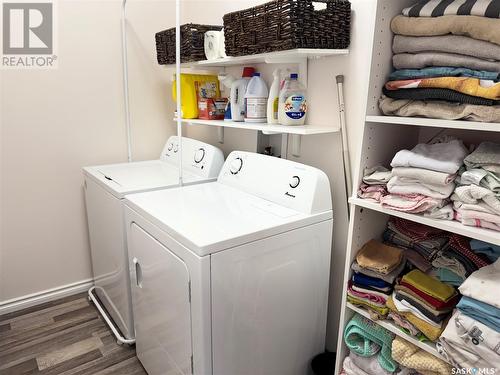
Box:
230;67;255;122
267;69;281;124
245;72;268;123
278;73;307;126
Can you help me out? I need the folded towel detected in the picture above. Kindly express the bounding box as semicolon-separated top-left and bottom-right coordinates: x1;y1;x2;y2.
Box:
380;193;446;214
437;267;466;286
352;281;392;295
363;165;392;185
343;313;397;372
464;141;500;170
391;15;500;46
459;168;500;197
394;291;450;323
470;239;500;261
403;0;500;18
352;273;393;291
392;336;452;375
458;216;500;231
391;138;469;174
348;351;394;375
448;234;491;269
358;183;388;202
432;252;468;278
438;310;499;369
392;167;456;186
347;295;390;316
348;281;387;306
383;86;500;106
388;310;422;337
402;269;457;302
392;295;444;327
400;248;433;272
457;296;500;332
395;283;456;312
423;203;454;220
387;176;455;199
393;52;500;72
459;259;500;308
352;283;391;298
452;184;500;215
393;34;500;61
389;67;500;82
356;239;404;275
351;257;406;284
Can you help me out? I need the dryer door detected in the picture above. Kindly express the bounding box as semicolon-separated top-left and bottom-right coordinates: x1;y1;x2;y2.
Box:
129;223;193;375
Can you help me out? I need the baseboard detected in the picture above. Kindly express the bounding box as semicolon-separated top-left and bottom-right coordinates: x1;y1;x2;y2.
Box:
0;278;94;316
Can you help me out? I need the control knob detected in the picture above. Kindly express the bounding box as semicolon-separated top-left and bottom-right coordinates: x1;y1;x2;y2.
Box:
194;148;205;163
230;157;243;175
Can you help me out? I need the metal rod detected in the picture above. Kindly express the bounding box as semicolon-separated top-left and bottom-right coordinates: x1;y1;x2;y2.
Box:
121;0;132;162
175;0;183;185
336;75;352;215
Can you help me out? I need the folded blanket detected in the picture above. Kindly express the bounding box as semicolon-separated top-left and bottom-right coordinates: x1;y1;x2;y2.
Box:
352;272;393;291
456;212;500;231
387;176;455;199
394;292;450;324
358;183;388;202
459;259;500;308
356;239;404;274
423;203;454;220
387;297;444;341
392;337;452;375
439;310;499;369
403;0;500;18
470;239;500;261
392;167;456;186
352;258;406;284
386;78;500;101
348;351;394;375
391;15;500;46
393;52;500;72
457;296;500;332
343;313;397;372
383;87;500;106
391;138;469;174
393;34;500;61
464;141;500;170
347;295;390;316
389;67;500;82
459;168;500;197
452;184;500;215
402;269;457;302
363;165;391;185
380;193;446;214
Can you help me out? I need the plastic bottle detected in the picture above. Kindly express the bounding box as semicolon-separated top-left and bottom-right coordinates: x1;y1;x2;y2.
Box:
218;73;236;121
230;67;255;122
244;73;268;123
278;73;307;126
266;69;281;124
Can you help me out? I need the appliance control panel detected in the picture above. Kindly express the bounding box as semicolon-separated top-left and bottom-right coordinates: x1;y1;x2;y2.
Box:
218;151;332;214
160;136;224;179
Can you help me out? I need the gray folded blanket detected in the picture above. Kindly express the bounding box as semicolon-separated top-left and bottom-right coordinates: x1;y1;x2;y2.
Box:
393;35;500;62
379;96;500;123
393;52;500;72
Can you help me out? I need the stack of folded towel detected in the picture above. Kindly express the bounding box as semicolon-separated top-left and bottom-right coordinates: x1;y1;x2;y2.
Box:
438;259;500;369
379;0;500;123
381;136;469;218
388;269;459;341
348;239;406;316
357;166;391;202
453;141;500;231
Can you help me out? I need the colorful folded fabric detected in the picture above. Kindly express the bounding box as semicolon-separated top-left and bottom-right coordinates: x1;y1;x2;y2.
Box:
356;239;404;275
386;297;444;341
459;259;500;309
448;234;491;269
457;296;500;332
392;293;444;327
394;292;449;324
343;313;397;372
358;183;388;202
351;258;406;284
347;295;390;316
391;15;500;46
348;281;387;306
383;87;500;106
392;336;452;375
402;0;500;18
470;239;500;261
401;269;457;302
389;67;500;82
399;280;460;310
352;273;393;291
395;284;455;313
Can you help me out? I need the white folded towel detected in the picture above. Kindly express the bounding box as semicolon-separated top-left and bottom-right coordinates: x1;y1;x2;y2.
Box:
452;184;500;215
391;139;469;174
459;259;500;308
387;176;455;199
392;167;456;186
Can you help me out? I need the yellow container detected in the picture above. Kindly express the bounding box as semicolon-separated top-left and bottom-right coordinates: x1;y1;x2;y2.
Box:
172;74;220;119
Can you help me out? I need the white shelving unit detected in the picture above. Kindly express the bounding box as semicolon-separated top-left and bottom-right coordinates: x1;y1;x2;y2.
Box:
334;1;500;374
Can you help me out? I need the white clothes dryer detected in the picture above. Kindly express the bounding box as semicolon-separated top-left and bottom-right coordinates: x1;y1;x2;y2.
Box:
125;151;333;375
83;136;224;343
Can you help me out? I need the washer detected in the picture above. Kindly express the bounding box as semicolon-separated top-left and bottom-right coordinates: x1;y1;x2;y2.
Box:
83;136;224;343
125;151;333;375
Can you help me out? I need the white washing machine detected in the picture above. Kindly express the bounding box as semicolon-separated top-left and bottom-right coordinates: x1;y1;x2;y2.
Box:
124;151;333;375
83;136;224;344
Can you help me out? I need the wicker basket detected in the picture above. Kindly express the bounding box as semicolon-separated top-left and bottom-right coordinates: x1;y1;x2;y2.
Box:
223;0;350;57
155;23;223;65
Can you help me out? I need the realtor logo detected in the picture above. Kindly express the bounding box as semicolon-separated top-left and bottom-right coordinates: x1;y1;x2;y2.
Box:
2;1;57;68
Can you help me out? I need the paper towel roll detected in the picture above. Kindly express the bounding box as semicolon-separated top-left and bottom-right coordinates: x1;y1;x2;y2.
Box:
204;31;222;60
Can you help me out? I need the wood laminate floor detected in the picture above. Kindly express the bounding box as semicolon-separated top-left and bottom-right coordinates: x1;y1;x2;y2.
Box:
0;293;147;375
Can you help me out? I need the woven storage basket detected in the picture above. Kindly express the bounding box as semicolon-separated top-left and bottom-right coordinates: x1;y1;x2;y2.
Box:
223;0;350;57
155;23;223;65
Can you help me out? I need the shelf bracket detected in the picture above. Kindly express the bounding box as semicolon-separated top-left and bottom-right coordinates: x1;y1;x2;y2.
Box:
217;127;224;144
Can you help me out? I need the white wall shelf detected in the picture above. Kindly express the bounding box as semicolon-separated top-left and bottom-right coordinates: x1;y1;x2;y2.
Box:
350;197;500;246
366;115;500;132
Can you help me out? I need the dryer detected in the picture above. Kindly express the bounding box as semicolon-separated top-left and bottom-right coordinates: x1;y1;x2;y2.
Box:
83;136;224;343
124;151;333;375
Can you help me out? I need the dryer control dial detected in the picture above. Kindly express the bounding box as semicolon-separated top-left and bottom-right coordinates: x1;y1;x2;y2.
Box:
173;143;179;153
167;142;173;151
194;148;205;163
230;157;243;175
289;176;301;188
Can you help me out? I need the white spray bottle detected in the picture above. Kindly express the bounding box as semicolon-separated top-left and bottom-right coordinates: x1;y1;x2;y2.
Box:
267;69;281;124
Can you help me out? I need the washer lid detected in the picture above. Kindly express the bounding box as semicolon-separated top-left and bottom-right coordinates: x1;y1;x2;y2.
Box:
125;182;332;256
83;160;203;198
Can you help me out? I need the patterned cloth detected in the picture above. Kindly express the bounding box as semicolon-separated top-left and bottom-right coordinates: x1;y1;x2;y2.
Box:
392;337;452;375
403;0;500;18
448;234;491;269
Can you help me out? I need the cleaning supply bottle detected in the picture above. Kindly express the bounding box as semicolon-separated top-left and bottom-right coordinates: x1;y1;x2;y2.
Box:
218;73;236;121
267;69;281;124
278;73;307;126
230;67;255;122
245;72;268;123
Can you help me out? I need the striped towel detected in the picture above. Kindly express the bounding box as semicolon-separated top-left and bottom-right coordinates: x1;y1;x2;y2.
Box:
403;0;500;18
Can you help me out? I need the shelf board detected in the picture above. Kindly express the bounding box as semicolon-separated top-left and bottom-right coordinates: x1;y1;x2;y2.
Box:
349;197;500;246
166;48;349;68
366;115;500;132
346;303;448;363
176;118;339;135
